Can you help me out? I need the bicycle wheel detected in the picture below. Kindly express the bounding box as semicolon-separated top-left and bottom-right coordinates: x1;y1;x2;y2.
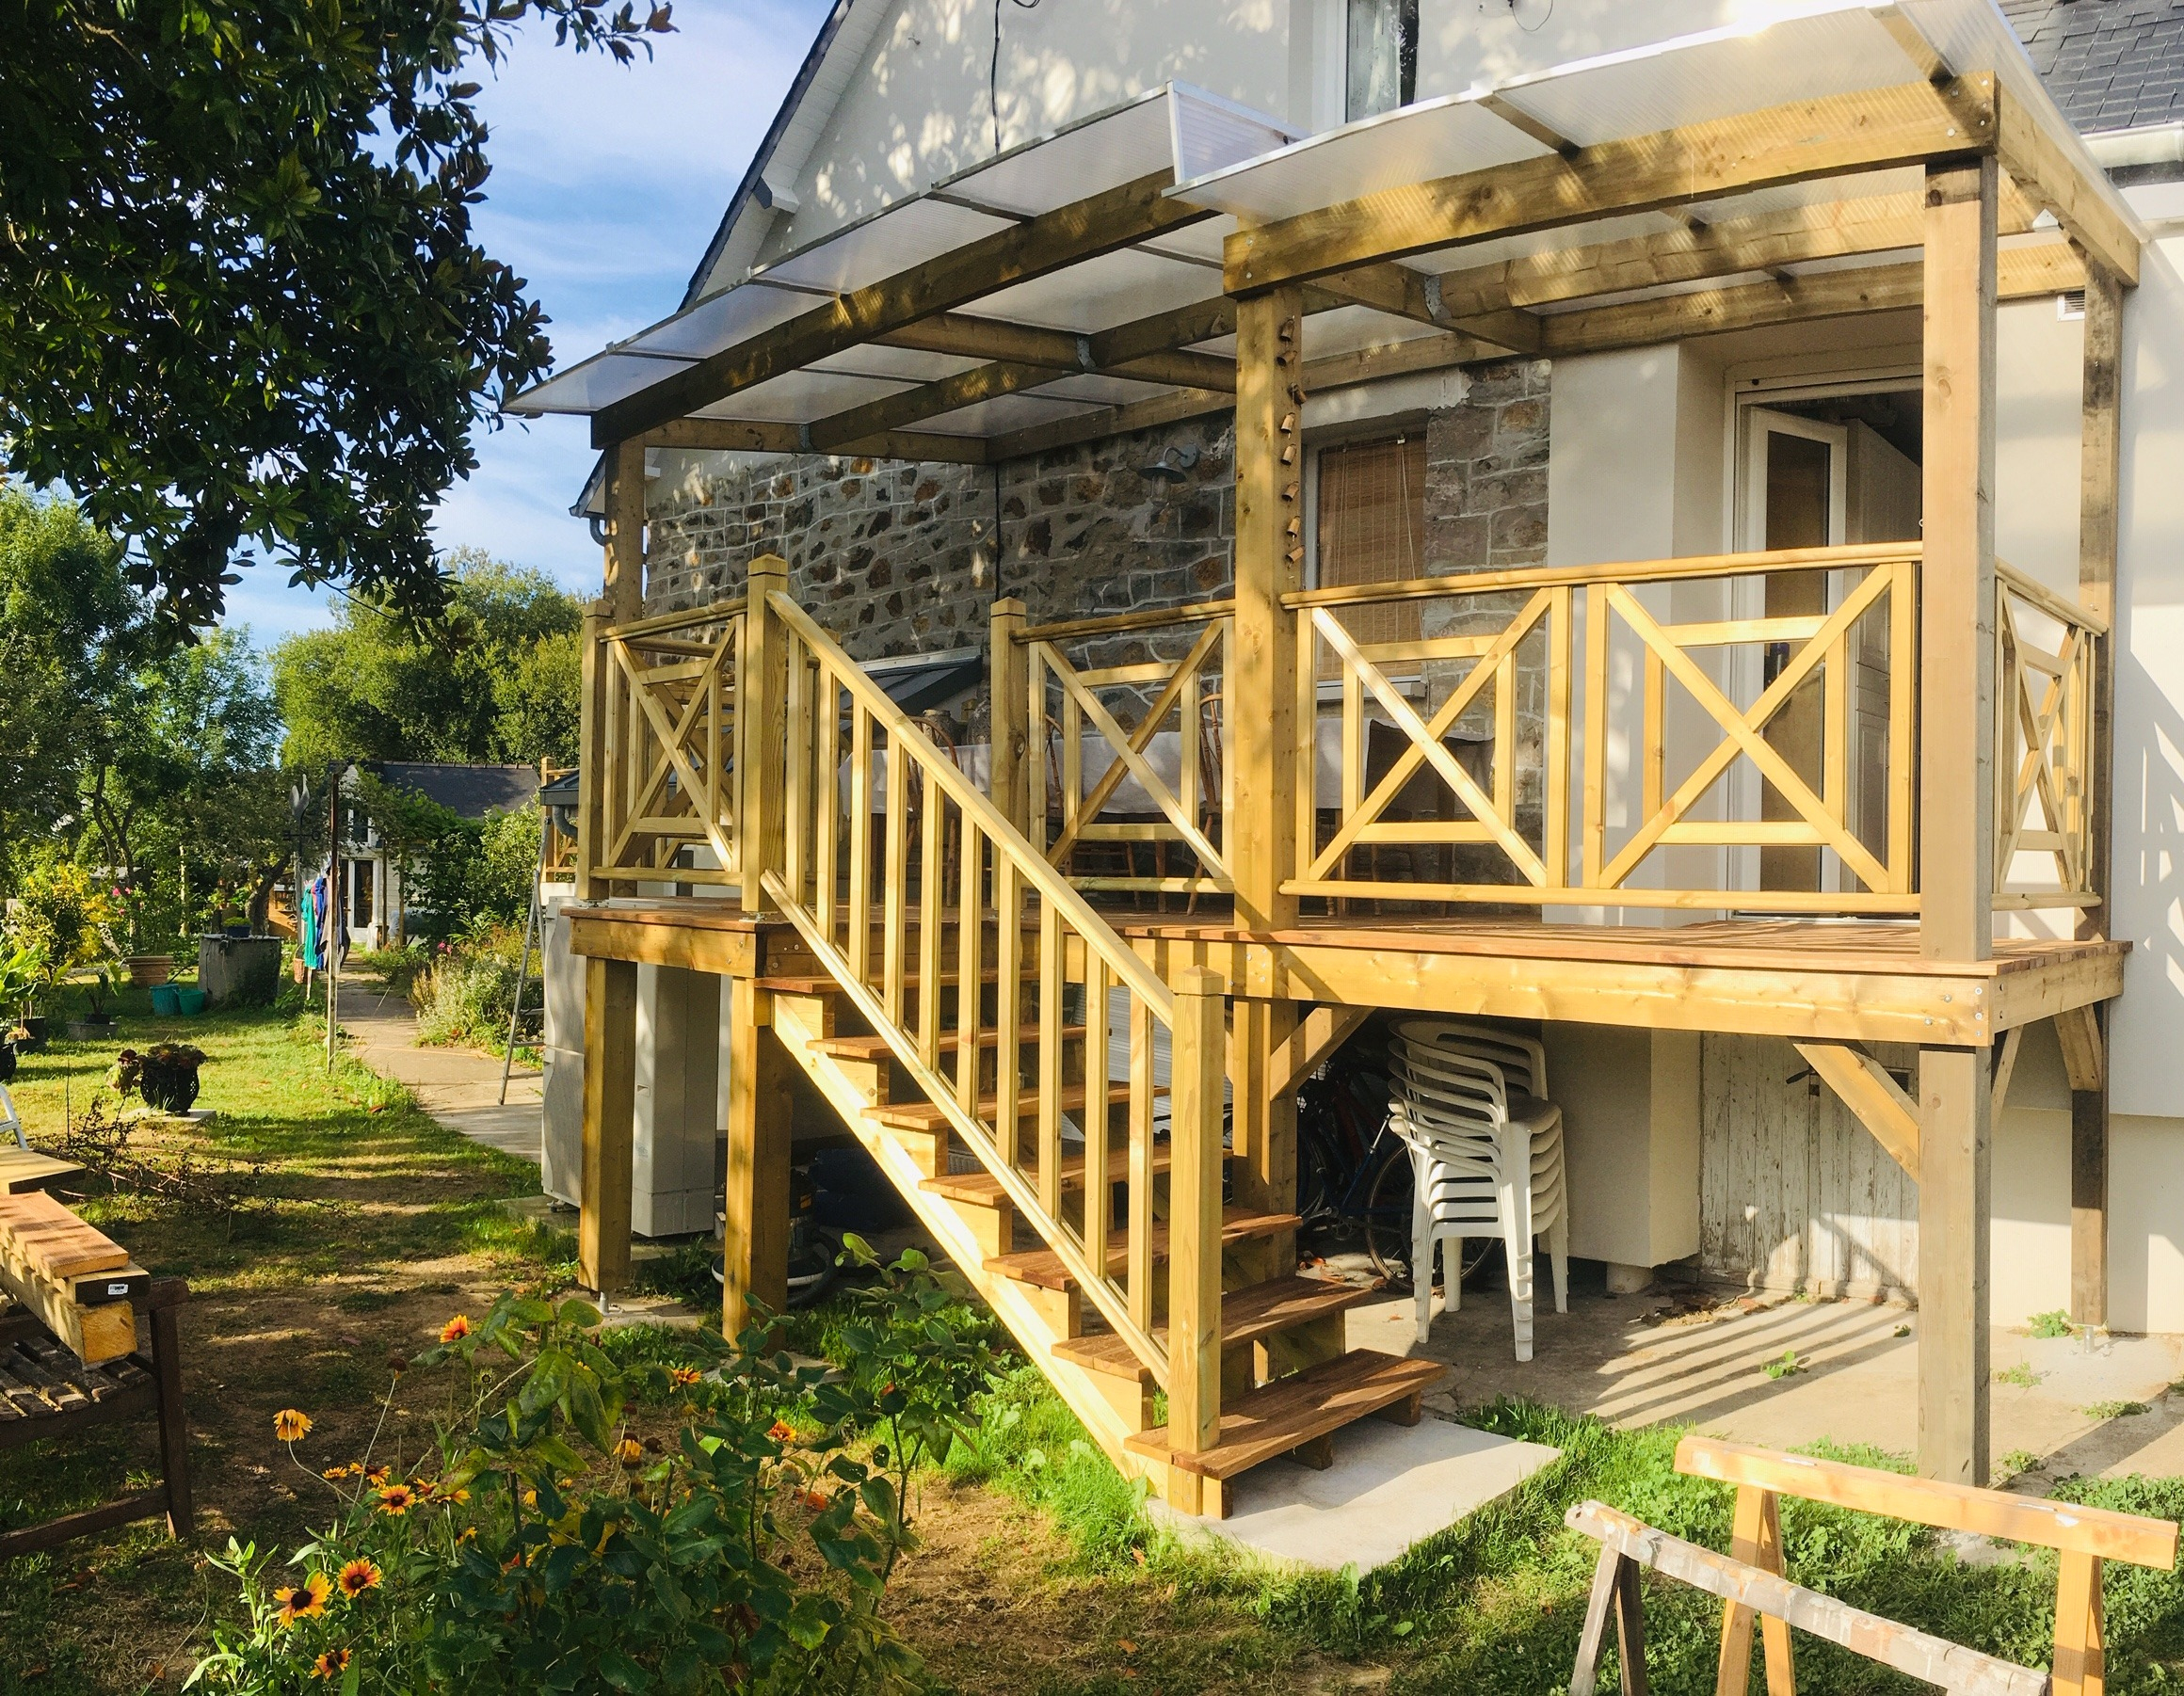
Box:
1362;1145;1415;1286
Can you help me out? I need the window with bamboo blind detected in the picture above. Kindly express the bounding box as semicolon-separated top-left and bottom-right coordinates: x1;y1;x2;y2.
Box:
1315;433;1426;672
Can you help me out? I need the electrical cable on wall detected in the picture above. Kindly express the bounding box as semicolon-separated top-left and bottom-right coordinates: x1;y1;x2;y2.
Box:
992;0;1041;153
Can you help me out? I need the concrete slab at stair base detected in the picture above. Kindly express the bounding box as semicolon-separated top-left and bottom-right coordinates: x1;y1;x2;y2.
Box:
1147;1416;1561;1573
769;994;1184;1503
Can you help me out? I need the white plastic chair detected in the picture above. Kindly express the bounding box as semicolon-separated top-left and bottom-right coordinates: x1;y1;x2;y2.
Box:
1388;1019;1568;1360
0;1082;24;1150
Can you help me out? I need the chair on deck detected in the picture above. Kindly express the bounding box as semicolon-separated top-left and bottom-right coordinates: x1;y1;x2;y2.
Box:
1387;1018;1568;1361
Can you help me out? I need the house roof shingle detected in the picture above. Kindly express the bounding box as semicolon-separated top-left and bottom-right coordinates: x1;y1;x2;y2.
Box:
366;762;540;821
2003;0;2184;131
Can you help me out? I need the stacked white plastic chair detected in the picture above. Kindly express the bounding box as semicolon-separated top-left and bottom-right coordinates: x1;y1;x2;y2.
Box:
1386;1019;1568;1361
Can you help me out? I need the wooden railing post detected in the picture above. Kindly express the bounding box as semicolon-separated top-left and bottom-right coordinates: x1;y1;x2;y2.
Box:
740;554;791;914
577;600;612;902
1918;154;1999;1488
989;598;1029;834
1166;965;1227;1508
603;440;646;625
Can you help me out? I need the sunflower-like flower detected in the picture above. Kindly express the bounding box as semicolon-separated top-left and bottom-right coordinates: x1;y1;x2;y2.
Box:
614;1438;644;1468
407;1478;436;1502
274;1573;331;1626
668;1366;701;1388
766;1419;796;1443
362;1464;392;1487
312;1648;350;1679
274;1409;313;1443
336;1558;381;1598
439;1315;472;1344
375;1482;416;1516
320;1464;356;1481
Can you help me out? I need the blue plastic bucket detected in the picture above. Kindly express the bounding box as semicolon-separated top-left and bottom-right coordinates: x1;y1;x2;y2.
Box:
149;985;181;1016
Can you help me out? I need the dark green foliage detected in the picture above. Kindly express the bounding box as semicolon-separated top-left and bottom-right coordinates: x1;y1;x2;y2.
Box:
1;3;671;629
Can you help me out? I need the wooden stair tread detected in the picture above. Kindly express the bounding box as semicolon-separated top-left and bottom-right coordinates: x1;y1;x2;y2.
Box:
874;1080;1132;1132
985;1208;1301;1292
1124;1350;1447;1480
810;1024;1085;1062
1052;1275;1377;1380
919;1144;1211;1207
0;1192;129;1279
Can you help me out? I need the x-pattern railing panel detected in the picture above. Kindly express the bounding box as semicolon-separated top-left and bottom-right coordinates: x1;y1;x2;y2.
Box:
1995;565;2097;908
593;609;743;885
1028;616;1233;896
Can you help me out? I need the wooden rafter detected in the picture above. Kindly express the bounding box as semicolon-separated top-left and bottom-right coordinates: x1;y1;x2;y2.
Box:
1221;78;1998;293
637;416;991;465
595;168;1212;444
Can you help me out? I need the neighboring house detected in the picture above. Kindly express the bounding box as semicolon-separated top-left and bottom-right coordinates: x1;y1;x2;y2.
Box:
326;761;538;951
516;0;2184;1502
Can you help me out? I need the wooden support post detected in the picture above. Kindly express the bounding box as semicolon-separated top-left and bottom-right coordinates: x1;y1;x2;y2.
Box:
602;439;647;625
1228;286;1305;1271
578;956;638;1298
1917;157;1998;1489
1166;967;1228;1509
150;1296;194;1539
1716;1485;1794;1696
989;598;1029;838
739;554;790;915
723;981;794;1339
2054;1547;2107;1696
2073;256;2123;1329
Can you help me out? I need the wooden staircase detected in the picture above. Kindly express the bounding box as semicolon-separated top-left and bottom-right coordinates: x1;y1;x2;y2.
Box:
746;588;1448;1517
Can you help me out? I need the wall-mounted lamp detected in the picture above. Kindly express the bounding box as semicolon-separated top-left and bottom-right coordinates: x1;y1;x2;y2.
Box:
1140;443;1200;483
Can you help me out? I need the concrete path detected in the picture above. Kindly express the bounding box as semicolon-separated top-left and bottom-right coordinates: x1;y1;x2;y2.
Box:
337;974;543;1163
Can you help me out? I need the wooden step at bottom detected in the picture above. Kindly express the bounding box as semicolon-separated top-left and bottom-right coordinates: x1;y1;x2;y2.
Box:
1124;1350;1446;1482
809;1024;1086;1063
1051;1275;1375;1381
921;1144;1219;1208
874;1080;1131;1132
986;1208;1302;1293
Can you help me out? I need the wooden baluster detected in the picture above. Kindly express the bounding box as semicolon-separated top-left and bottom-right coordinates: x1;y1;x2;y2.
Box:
2053;1548;2105;1696
993;856;1022;1171
1062;660;1083;872
956;821;985;1113
849;706;874;985
815;667;839;944
1127;995;1155;1335
990;598;1029;838
740;557;789;914
577;605;610;899
1640;646;1663;825
1037;897;1065;1217
882;728;908;1028
1292;617;1312;900
1824;625;1849;878
1888;558;1917;893
1582;583;1610;888
1180;662;1200;882
783;637;809;903
1084;957;1112;1298
1499;649;1519;826
918;774;943;1069
1166;967;1228;1500
1546;584;1574;892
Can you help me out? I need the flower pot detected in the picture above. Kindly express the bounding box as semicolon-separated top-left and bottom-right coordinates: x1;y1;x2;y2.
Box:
149;984;181;1016
174;988;207;1016
67;1016;116;1042
290;957;308;984
0;1043;19;1083
139;1045;203;1113
223;923;252;940
126;954;175;987
18;1016;48;1051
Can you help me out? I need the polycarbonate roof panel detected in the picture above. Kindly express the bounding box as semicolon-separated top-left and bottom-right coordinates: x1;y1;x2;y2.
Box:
918;393;1101;436
690;367;912;424
814;344;983;383
1490;8;1915;150
1297;305;1449;358
758;198;1015;295
625;280;813;360
1172;95;1550;223
1020;372;1176;407
940;88;1179;217
512;352;693;415
961;247;1224;334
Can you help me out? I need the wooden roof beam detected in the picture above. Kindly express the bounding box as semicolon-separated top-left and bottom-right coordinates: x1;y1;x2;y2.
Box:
595;168;1214;445
634;417;992;465
1222;77;1998;295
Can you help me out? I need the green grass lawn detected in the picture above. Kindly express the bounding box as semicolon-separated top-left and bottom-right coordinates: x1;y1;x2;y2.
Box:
7;980;2184;1695
0;978;566;1694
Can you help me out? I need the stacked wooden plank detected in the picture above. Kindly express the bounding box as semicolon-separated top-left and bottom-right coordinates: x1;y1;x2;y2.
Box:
0;1326;153;1424
0;1192;142;1365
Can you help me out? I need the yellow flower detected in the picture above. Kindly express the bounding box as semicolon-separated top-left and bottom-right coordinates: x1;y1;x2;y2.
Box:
274;1409;313;1443
614;1438;644;1467
312;1648;350;1679
439;1315;472;1343
668;1366;701;1388
442;1485;470;1505
320;1464;353;1481
456;1525;476;1544
274;1573;331;1626
362;1464;392;1487
766;1419;796;1444
375;1483;416;1516
336;1558;381;1598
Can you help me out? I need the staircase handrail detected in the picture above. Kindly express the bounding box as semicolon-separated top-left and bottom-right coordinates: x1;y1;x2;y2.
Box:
762;589;1197;1388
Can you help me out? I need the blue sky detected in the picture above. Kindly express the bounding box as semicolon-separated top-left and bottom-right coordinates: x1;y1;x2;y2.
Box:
223;0;835;640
